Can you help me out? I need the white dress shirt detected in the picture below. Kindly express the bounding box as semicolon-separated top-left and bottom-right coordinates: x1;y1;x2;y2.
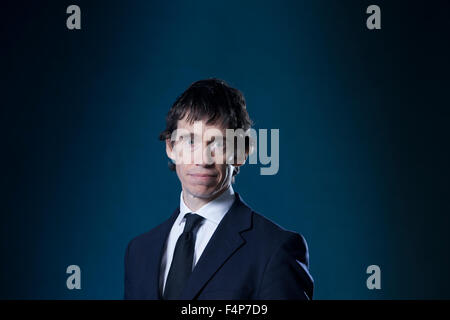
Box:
159;185;236;296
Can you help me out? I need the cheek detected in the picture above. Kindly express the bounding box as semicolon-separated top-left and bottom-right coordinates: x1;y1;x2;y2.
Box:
175;165;188;182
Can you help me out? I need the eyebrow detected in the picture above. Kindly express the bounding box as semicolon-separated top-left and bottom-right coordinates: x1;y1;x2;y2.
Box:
179;133;198;139
208;135;226;144
179;133;226;144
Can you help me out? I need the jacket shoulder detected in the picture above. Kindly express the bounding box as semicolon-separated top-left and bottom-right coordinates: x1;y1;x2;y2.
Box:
251;211;306;241
242;210;309;258
126;215;173;253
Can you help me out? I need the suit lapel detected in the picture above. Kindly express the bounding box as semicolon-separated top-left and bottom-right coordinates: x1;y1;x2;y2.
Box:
178;193;253;300
145;207;180;300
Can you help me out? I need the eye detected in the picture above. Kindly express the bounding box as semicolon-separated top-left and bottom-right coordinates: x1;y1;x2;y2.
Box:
180;135;192;144
211;139;226;152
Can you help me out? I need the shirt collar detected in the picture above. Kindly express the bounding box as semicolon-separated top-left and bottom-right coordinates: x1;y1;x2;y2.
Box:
178;185;235;225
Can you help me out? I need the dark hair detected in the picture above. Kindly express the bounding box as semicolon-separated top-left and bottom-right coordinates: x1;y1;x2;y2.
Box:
159;78;253;177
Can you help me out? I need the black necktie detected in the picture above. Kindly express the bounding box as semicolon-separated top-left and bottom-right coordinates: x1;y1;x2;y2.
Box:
163;213;204;300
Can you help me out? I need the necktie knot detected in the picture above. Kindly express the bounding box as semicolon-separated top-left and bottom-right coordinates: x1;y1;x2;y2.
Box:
183;213;204;234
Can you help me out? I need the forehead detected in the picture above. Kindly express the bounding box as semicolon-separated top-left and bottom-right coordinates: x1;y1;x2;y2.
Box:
176;117;227;134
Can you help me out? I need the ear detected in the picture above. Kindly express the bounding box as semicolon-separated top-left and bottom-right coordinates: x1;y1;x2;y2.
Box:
166;139;176;162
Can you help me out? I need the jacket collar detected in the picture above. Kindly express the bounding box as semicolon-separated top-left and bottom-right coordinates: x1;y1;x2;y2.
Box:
150;192;253;300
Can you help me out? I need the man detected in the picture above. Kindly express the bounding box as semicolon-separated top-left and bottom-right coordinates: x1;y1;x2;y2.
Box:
124;79;313;300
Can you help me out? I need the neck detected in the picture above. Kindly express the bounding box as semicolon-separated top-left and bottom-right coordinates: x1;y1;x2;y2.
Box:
183;187;230;212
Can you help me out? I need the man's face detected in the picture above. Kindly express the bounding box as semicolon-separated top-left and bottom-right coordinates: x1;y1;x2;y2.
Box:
166;117;239;200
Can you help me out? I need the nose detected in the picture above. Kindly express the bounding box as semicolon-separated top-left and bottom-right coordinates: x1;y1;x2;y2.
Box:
202;143;216;166
193;142;216;166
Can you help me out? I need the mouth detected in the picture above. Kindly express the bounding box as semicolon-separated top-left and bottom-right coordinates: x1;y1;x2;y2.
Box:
188;173;218;181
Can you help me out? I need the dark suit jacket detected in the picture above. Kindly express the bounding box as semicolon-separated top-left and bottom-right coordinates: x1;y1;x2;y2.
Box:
124;192;314;300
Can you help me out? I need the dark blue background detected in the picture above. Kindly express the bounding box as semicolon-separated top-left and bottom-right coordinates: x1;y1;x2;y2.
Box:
1;0;449;299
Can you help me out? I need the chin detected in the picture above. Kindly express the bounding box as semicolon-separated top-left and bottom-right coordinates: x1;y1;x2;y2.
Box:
188;187;216;199
185;183;223;198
